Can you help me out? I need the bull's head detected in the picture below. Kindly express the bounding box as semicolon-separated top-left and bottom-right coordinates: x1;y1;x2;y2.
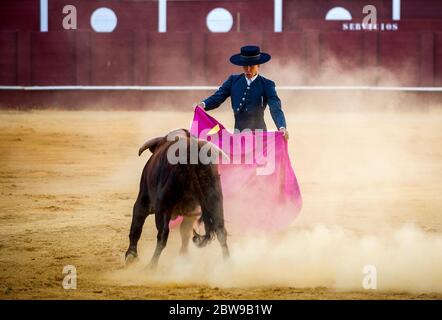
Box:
138;129;229;163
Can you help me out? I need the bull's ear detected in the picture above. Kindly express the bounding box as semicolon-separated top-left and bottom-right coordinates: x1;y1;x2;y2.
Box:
138;137;164;156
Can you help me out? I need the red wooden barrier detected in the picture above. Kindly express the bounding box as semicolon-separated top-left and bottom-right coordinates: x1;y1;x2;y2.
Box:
0;0;39;31
89;32;133;85
2;1;442;87
261;32;306;85
434;33;442;86
145;33;193;85
0;32;17;85
1;30;440;87
31;32;76;85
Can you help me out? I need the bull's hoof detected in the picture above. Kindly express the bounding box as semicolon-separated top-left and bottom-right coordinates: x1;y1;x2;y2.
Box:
146;261;158;270
192;230;205;248
125;251;139;266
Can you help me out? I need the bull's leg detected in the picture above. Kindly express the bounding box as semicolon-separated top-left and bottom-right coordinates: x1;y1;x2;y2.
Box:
179;215;198;255
200;178;230;259
215;227;230;259
199;204;230;258
148;209;171;269
125;195;149;265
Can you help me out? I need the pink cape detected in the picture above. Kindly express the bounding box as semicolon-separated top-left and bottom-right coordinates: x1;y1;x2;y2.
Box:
171;106;302;233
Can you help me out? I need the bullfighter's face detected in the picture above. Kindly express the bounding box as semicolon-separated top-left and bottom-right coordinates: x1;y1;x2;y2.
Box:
243;64;260;79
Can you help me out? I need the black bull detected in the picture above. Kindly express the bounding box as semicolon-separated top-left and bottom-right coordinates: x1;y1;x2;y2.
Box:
125;129;230;268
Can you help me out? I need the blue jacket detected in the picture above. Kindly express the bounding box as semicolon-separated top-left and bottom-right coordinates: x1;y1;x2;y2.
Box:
203;74;287;131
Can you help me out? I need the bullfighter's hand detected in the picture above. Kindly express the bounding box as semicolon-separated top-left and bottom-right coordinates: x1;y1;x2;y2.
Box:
196;102;205;109
279;127;289;140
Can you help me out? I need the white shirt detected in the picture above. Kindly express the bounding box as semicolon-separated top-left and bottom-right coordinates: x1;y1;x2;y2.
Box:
245;73;259;86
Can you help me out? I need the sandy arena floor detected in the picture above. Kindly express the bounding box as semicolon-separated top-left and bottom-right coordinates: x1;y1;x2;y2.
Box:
0;109;442;299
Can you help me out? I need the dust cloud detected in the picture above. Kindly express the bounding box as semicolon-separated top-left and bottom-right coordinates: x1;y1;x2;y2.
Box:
1;54;442;298
105;75;442;294
108;224;442;293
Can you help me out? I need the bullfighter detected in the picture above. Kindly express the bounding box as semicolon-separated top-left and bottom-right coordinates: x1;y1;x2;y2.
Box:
197;45;289;140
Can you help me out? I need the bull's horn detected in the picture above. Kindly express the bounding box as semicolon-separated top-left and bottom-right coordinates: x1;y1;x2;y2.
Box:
138;137;163;156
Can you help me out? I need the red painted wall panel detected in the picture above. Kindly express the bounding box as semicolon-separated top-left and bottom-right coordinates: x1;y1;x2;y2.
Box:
145;33;192;85
0;0;39;31
17;32;31;86
318;32;383;85
361;33;379;83
1;1;442;87
433;33;442;86
0;32;17;85
75;31;91;85
31;31;76;85
402;0;442;19
378;32;420;86
90;33;134;85
320;32;363;69
396;20;442;32
0;30;437;87
189;33;206;85
261;32;305;65
420;31;434;86
261;32;306;85
133;31;148;85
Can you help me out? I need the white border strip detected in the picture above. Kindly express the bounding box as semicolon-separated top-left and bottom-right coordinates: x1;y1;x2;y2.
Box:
392;0;401;21
1;85;442;92
278;85;442;92
274;0;283;32
158;0;167;33
40;0;48;32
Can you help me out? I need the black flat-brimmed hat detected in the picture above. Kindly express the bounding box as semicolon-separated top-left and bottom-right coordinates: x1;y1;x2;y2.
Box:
230;45;271;66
